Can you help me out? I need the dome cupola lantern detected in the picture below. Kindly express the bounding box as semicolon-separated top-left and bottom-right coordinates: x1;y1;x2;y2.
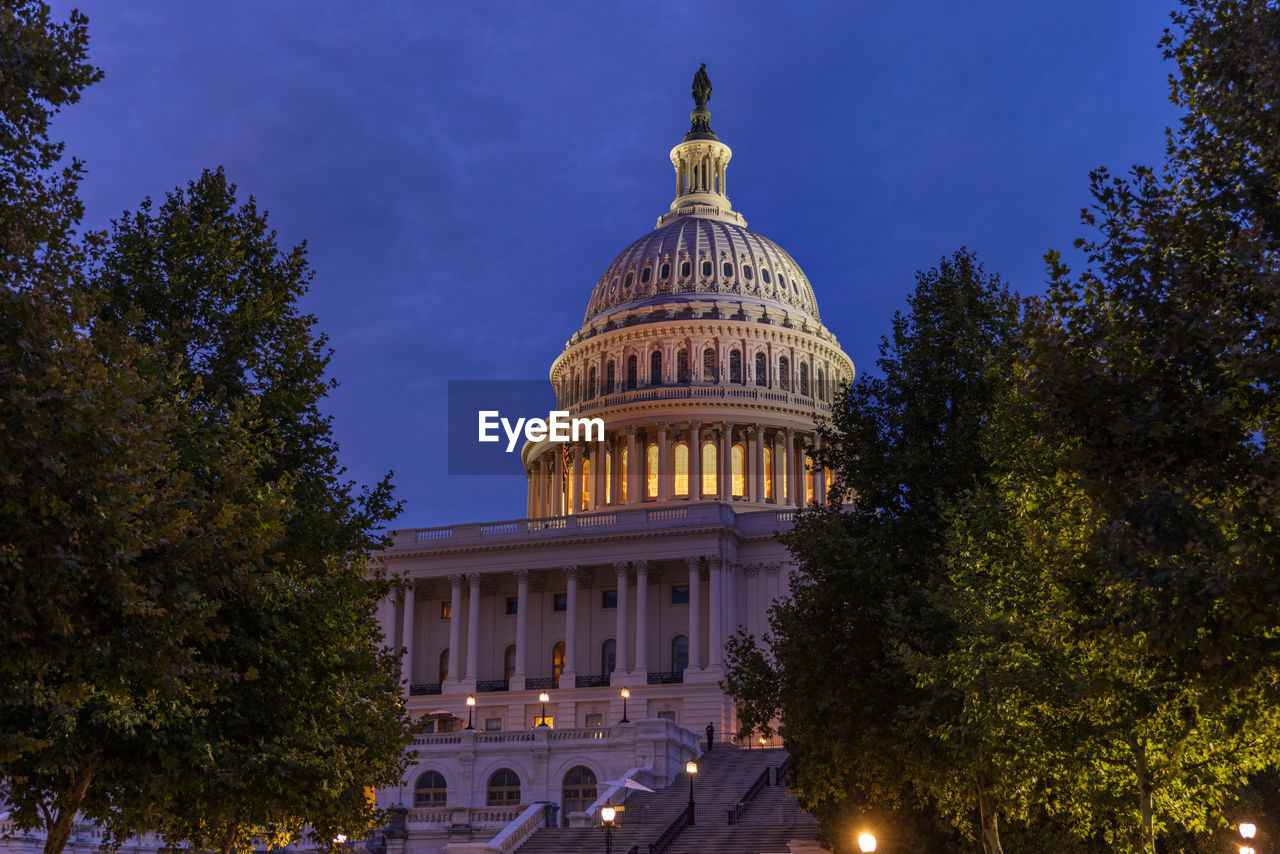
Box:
659;64;745;229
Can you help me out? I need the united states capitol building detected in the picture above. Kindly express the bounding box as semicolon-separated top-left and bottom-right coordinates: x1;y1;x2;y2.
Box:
373;69;853;854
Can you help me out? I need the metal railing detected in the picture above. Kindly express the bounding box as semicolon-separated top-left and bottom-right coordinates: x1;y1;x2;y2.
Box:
477;679;509;692
525;676;558;690
775;755;791;787
646;670;684;685
727;767;771;825
647;802;693;854
409;682;442;695
576;674;610;688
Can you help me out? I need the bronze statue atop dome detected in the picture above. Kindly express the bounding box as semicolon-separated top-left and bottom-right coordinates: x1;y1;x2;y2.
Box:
692;63;712;107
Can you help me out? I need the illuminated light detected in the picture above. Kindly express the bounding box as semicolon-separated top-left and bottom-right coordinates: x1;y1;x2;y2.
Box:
686;761;698;775
601;805;616;823
466;695;476;707
1240;823;1257;838
538;692;550;703
621;688;630;699
857;832;876;853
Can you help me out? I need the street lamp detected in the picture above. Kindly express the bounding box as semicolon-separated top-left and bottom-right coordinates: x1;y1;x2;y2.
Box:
600;802;617;854
620;688;630;724
857;832;877;853
464;694;475;731
686;760;698;826
538;691;550;727
1241;821;1257;854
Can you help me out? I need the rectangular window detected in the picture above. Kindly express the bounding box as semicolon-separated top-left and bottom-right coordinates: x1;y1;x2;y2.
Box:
602;590;618;609
440;601;452;620
671;584;690;604
585;713;604;728
657;710;676;723
484;717;502;731
553;592;568;612
505;597;518;616
533;715;555;729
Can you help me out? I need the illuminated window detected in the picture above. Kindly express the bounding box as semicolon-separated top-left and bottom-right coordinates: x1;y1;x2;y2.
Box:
440;601;451;620
581;458;590;510
601;639;616;674
646;444;659;498
504;645;516;681
701;441;717;496
621;447;629;501
732;444;745;496
782;448;789;501
627;355;637;389
487;769;521;807
779;356;790;391
729;349;742;384
800;362;810;396
755;352;767;387
650;350;662;384
605;451;612;505
702;348;715;382
566;463;574;514
672;635;689;673
552;641;565;686
439;648;449;682
415;771;447;807
764;445;774;500
673;442;689;496
676;348;689;383
806;464;814;504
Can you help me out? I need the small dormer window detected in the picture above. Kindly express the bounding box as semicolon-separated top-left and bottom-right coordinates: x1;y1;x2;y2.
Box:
791;278;798;293
660;262;670;279
681;260;691;278
743;265;753;281
722;261;733;277
625;272;634;288
702;260;712;277
641;267;652;284
761;268;771;284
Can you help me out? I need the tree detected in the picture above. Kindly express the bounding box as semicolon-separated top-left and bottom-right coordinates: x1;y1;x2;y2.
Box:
726;249;1024;853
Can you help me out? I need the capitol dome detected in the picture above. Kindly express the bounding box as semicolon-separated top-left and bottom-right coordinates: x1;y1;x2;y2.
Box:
524;68;854;518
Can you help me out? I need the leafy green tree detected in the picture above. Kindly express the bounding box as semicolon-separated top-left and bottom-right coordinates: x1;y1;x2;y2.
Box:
86;168;412;854
726;249;1024;853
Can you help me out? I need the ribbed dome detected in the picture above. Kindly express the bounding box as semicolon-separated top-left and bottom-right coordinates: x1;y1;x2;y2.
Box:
583;216;821;326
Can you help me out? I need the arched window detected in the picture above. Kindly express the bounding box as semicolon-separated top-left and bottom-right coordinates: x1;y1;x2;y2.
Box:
673;442;689;496
660;262;670;279
646;444;659;499
702;348;716;382
723;261;733;278
562;767;598;819
806;462;815;505
504;645;516;682
800;362;810;396
627;355;637;390
672;635;689;673
620;447;628;502
415;771;447;807
731;443;745;497
755;352;767;387
729;349;742;384
581;458;591;510
782;447;789;501
676;348;689;383
641;266;651;284
574;375;581;403
817;368;826;401
605;450;612;505
605;361;616;395
779;356;790;392
650;350;662;385
601;639;616;675
552;641;565;686
588;365;597;399
681;260;691;278
701;441;717;497
764;445;774;500
487;769;521;807
439;648;449;682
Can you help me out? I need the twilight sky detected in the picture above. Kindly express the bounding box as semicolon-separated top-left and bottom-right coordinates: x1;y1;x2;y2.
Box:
48;1;1179;527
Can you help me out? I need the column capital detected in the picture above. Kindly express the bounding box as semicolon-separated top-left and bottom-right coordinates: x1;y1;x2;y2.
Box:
742;563;761;578
631;559;650;576
705;555;723;572
466;572;482;586
685;556;702;573
785;426;796;440
765;563;782;577
514;568;530;582
563;564;581;579
613;561;630;578
746;425;759;439
656;420;670;432
626;424;638;437
448;573;466;588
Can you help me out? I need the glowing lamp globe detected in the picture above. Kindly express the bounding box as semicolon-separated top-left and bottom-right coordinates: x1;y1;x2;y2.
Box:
857;832;876;852
1240;823;1257;838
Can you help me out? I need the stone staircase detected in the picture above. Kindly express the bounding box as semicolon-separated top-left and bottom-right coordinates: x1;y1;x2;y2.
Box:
517;747;819;854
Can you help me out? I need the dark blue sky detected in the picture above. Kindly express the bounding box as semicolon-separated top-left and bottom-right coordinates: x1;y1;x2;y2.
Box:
49;1;1179;527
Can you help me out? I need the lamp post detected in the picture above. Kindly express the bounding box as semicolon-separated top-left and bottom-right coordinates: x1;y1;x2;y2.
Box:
464;694;475;730
620;688;630;724
600;803;617;854
685;760;698;826
538;691;550;727
1241;820;1257;854
857;832;877;853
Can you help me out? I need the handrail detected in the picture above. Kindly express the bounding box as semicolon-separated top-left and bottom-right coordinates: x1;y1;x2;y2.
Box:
485;802;554;853
727;767;771;825
775;754;791;786
647;802;692;854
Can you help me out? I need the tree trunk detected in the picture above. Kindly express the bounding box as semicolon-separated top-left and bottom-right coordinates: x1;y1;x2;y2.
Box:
1131;739;1156;854
42;751;102;854
975;774;1005;854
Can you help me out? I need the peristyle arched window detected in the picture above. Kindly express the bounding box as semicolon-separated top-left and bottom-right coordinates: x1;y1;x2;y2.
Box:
650;350;663;385
416;771;447;807
729;349;742;384
800;362;810;396
646;444;659;498
755;352;767;387
673;442;689;496
627;355;638;390
731;443;745;497
701;441;717;496
672;635;689;673
702;347;716;382
487;769;521;807
779;356;790;392
676;348;689;383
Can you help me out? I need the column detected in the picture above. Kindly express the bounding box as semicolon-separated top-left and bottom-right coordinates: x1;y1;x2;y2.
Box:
719;422;733;501
563;566;579;685
743;564;761;638
556;443;566;515
813;436;826;505
513;569;529;690
633;560;649;675
784;428;797;506
401;582;416;687
571;443;583;514
525;472;533;518
657;422;670;501
613;562;630;681
708;557;723;669
448;574;464;685
465;573;481;683
688;421;702;499
596;440;607;509
750;425;763;503
772;431;785;504
626;426;639;505
686;557;702;672
793;433;806;507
